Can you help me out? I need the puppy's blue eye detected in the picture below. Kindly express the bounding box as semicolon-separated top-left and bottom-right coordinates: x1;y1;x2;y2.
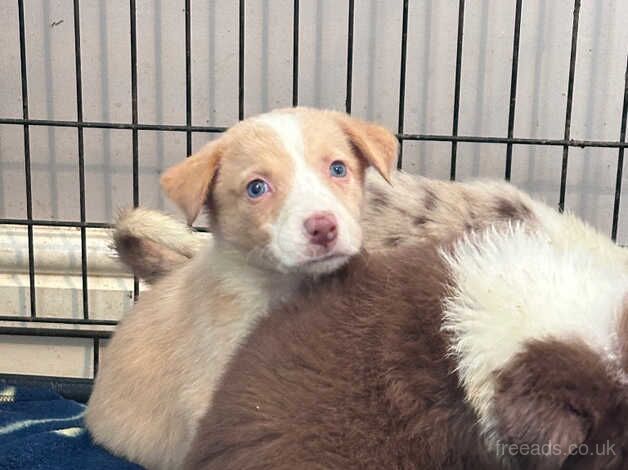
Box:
246;179;269;198
330;161;347;178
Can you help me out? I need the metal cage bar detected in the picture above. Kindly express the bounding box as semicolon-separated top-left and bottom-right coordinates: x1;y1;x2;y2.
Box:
129;0;140;301
0;117;625;147
504;0;523;181
72;0;90;320
185;0;193;157
292;0;299;107
17;0;37;319
396;0;409;170
559;0;581;212
450;0;465;181
238;0;245;120
612;57;628;241
345;0;355;114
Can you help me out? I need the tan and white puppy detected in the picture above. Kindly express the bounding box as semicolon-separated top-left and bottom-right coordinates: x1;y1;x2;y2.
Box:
85;107;397;470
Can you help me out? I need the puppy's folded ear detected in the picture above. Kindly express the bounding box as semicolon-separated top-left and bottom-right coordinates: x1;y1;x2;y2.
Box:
160;139;222;225
336;114;398;183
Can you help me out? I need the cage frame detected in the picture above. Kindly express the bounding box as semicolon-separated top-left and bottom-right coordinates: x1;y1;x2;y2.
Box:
0;0;627;399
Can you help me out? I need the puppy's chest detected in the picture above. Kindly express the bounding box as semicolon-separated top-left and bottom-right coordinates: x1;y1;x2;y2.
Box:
184;255;303;375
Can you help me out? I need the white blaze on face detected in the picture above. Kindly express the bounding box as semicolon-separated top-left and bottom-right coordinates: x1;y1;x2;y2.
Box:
256;112;362;274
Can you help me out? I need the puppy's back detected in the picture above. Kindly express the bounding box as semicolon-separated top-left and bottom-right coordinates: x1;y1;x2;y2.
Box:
184;241;497;469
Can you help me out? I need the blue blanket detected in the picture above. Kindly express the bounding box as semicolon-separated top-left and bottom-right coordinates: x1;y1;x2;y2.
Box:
0;385;142;470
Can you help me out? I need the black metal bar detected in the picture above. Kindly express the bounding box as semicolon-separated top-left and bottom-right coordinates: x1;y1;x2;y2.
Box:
345;0;354;114
0;315;117;326
0;217;201;230
130;0;140;300
73;0;89;320
238;0;245;120
185;0;192;156
0;118;226;132
2;116;626;148
93;338;100;377
0;218;112;228
559;0;581;212
292;0;299;107
505;0;523;181
130;0;139;208
0;326;112;339
133;277;139;304
396;133;628;148
0;118;625;148
612;56;628;241
396;0;409;169
450;0;465;181
17;0;36;319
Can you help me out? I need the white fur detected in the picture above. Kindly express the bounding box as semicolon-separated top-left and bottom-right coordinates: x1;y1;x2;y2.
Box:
530;200;628;271
258;112;362;274
442;223;628;437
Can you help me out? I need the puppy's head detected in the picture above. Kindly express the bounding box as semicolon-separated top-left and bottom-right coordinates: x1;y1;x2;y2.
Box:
160;108;397;275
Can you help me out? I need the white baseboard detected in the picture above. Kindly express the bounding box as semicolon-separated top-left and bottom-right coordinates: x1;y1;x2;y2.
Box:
0;225;134;378
0;225;134;320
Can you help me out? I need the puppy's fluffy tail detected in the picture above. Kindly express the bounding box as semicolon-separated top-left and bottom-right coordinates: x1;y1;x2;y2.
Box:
113;208;206;284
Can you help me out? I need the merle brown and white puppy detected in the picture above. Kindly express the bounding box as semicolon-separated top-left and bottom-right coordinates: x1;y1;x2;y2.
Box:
185;224;628;470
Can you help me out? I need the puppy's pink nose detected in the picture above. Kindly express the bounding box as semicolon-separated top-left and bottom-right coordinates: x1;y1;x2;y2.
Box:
304;213;338;247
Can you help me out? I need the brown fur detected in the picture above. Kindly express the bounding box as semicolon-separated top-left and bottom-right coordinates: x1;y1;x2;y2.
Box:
360;172;538;253
493;338;628;470
185;240;628;470
111;207;207;285
184;241;501;470
115;236;186;284
494;196;533;221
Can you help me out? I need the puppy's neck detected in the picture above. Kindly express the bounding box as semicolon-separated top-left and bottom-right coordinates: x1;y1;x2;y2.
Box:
192;239;304;308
